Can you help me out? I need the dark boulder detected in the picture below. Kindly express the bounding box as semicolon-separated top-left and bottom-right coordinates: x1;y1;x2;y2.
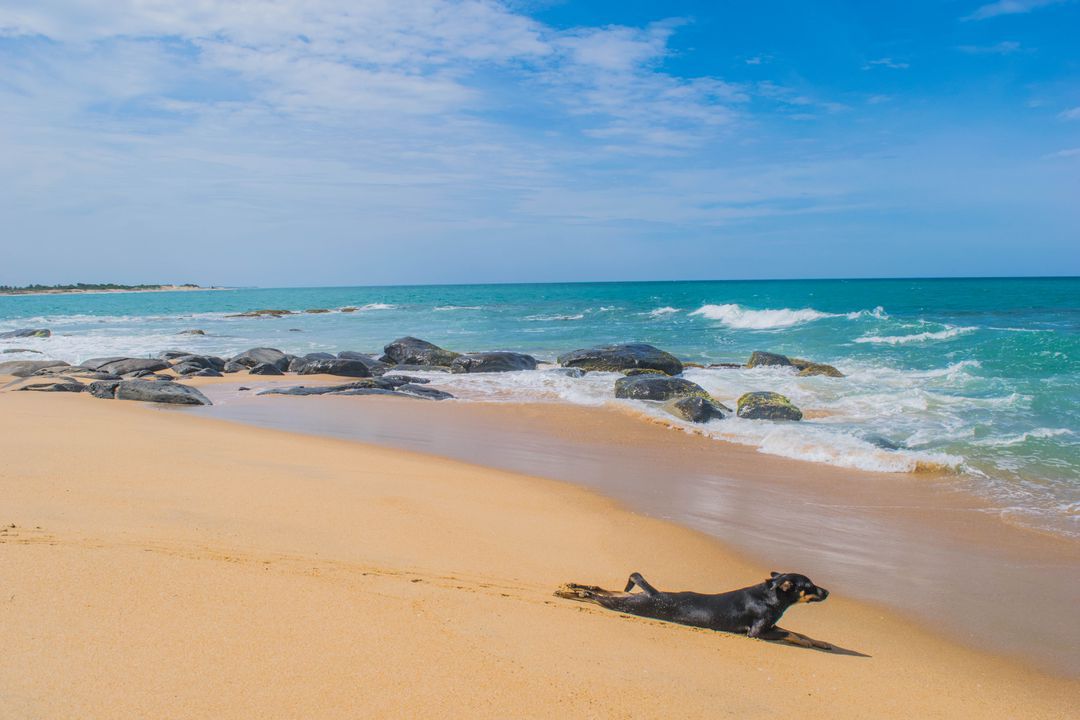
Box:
296;359;373;377
87;379;122;399
96;358;169;376
707;362;743;369
381;364;450;373
113;380;212;405
622;368;666;377
790;358;845;378
396;384;454;400
663;396;729;423
0;360;69;377
159;350;194;360
547;367;586;378
80;356;129;370
614;375;709;401
380;337;459;367
340;307;358;313
381;375;430;385
736;392;803;421
5;376;84;393
288;352;338;372
248;362;284;376
226;309;295;318
185;368;223;377
223;361;246;373
0;328;51;339
746;351;793;369
179;329;206;335
450;352;537;374
558;343;683;376
304;308;330;314
230;347;289;371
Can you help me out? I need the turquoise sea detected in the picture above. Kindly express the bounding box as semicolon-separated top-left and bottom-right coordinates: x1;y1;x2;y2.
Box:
2;277;1077;537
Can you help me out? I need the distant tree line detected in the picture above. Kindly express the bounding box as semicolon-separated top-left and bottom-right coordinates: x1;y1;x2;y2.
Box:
0;283;199;293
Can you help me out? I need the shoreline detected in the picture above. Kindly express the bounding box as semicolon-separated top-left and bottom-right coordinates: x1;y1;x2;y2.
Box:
0;285;226;297
191;379;1079;677
0;390;1076;717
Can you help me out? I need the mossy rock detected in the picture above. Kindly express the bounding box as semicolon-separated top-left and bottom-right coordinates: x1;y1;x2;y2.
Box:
622;367;667;377
663;396;729;423
736;391;803;421
746;351;793;368
796;362;844;378
614;375;709;401
304;308;331;314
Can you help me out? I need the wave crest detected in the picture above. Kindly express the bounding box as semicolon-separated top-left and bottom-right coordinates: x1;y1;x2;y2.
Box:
690;303;833;329
855;326;976;345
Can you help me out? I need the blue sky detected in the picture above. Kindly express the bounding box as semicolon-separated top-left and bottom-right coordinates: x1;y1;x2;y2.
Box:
0;0;1077;286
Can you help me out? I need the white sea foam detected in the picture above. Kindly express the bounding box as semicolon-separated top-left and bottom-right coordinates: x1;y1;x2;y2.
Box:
433;305;483;311
854;326;976;345
974;428;1074;448
690;304;833;329
524;313;585;321
355;303;396;312
645;306;679;318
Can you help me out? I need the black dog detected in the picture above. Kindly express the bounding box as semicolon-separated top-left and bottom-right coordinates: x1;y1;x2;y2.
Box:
555;571;832;648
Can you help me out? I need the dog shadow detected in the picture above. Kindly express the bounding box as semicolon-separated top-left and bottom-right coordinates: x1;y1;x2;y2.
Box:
763;626;870;657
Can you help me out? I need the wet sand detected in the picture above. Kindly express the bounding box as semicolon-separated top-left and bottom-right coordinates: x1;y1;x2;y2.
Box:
1;382;1078;718
196;380;1080;677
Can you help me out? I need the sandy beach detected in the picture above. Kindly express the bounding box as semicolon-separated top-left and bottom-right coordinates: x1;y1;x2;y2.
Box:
1;382;1076;718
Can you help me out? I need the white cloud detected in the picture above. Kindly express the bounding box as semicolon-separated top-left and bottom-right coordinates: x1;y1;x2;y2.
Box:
1059;107;1080;120
863;58;910;70
957;41;1022;54
962;0;1066;21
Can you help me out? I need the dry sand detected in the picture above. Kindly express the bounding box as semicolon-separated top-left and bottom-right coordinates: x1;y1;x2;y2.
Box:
1;388;1077;718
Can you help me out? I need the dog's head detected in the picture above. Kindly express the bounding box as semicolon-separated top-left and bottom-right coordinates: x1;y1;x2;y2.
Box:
766;572;829;604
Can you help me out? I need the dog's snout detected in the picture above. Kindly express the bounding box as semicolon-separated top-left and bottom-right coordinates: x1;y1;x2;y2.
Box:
817;587;829;600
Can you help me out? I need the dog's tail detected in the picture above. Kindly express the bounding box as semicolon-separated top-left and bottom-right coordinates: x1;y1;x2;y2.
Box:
554;583;618;606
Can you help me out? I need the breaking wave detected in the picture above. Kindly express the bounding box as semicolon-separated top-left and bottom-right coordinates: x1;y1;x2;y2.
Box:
855;326;976;345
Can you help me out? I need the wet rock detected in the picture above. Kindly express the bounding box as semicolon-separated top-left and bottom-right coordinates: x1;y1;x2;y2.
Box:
865;434;903;451
96;358;169;376
558;343;683;376
622;368;666;377
87;379;122;399
113;380;212;405
736;391;802;421
223;361;246;373
80;357;128;370
296;359;373;378
0;360;69;377
380;337;460;367
450;351;537;374
332;388;401;397
249;362;284;376
387;364;451;373
746;351;793;369
3;348;42;354
0;328;50;339
547;367;586;378
226;309;295;318
159;350;195;360
790;358;845;378
663;396;729;423
288;328;302;332
336;352;392;375
230;347;289;371
4;376;84;393
707;362;744;370
288;352;336;372
339;307;358;313
36;367;118;380
170;355;225;372
381;375;430;385
396;384;454;400
179;329;206;335
186;368;222;377
304;308;331;314
238;386;251;391
614;375;709;401
259;379;393;396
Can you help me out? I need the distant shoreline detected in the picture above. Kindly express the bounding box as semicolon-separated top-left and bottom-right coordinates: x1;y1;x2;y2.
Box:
0;285;226;297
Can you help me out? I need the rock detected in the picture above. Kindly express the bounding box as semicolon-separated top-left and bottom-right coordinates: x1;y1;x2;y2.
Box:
339;307;358;313
790;358;845;377
113;380;212;405
36;367;118;380
332;388;401;397
304;308;330;314
381;375;430;385
4;376;84;393
614;375;709;401
450;352;537;374
547;367;586;378
683;362;705;369
0;328;51;339
663;396;728;423
2;348;42;354
865;434;903;451
223;361;246;373
226;309;295;318
336;352;392;375
296;359;373;377
238;386;251;391
170;355;225;373
230;347;289;371
746;351;793;369
87;379;122;399
81;357;127;370
179;329;206;335
622;368;666;377
0;360;69;377
736;392;803;421
159;350;194;360
707;363;743;369
248;362;284;376
396;384;454;400
380;337;460;367
288;328;302;332
288;352;338;372
186;368;223;377
95;358;169;376
386;364;451;373
558;343;683;376
259;379;394;396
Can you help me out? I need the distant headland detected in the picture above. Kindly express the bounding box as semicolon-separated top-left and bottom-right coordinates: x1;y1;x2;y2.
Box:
0;283;223;296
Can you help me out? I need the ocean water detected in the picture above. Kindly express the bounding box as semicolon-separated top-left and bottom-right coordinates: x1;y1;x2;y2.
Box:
2;278;1077;537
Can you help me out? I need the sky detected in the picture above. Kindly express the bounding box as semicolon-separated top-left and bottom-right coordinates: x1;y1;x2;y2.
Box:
1;0;1078;287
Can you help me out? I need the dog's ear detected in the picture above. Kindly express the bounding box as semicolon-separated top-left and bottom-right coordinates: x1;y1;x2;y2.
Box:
770;571;780;578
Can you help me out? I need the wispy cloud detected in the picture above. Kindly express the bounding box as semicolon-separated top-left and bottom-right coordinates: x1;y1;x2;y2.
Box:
862;58;910;70
963;0;1066;21
1048;147;1080;157
957;41;1023;54
1059;107;1080;120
